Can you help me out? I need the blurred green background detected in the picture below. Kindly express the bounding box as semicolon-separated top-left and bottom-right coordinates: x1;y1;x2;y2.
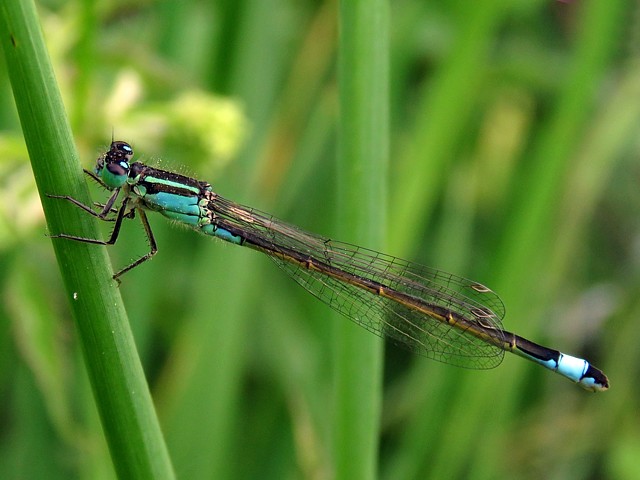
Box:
1;0;639;478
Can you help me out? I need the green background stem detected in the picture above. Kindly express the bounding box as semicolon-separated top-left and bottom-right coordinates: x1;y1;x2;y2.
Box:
333;1;388;478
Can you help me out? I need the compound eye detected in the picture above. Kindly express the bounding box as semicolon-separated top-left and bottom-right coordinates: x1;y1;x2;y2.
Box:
107;160;130;177
119;142;133;156
111;141;134;161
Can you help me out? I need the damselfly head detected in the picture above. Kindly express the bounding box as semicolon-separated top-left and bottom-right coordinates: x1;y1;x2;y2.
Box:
96;141;134;189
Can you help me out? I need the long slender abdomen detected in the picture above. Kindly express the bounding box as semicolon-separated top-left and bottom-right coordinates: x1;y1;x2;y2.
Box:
510;334;608;391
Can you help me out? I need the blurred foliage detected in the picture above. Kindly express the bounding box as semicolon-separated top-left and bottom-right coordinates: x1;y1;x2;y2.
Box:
1;0;639;479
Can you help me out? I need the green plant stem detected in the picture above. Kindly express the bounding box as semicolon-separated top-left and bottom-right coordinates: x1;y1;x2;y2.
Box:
0;1;174;478
334;1;388;478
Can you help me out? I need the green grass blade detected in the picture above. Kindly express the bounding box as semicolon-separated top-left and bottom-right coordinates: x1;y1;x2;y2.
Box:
333;1;388;478
0;1;174;478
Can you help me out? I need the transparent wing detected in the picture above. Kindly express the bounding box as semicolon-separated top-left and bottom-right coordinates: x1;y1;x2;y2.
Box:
213;196;506;369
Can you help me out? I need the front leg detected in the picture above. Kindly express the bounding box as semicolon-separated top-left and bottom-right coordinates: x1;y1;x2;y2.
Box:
47;188;121;220
49;196;132;247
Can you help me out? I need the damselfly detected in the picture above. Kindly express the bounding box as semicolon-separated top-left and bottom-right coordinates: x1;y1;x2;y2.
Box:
49;141;609;392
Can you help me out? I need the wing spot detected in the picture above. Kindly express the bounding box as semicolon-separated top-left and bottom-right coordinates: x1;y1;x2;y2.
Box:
470;283;492;293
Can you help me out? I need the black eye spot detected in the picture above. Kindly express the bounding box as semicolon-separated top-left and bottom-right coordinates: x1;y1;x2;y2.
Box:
108;161;129;176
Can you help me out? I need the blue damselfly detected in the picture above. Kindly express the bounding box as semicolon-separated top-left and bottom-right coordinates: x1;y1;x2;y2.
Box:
49;141;609;392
